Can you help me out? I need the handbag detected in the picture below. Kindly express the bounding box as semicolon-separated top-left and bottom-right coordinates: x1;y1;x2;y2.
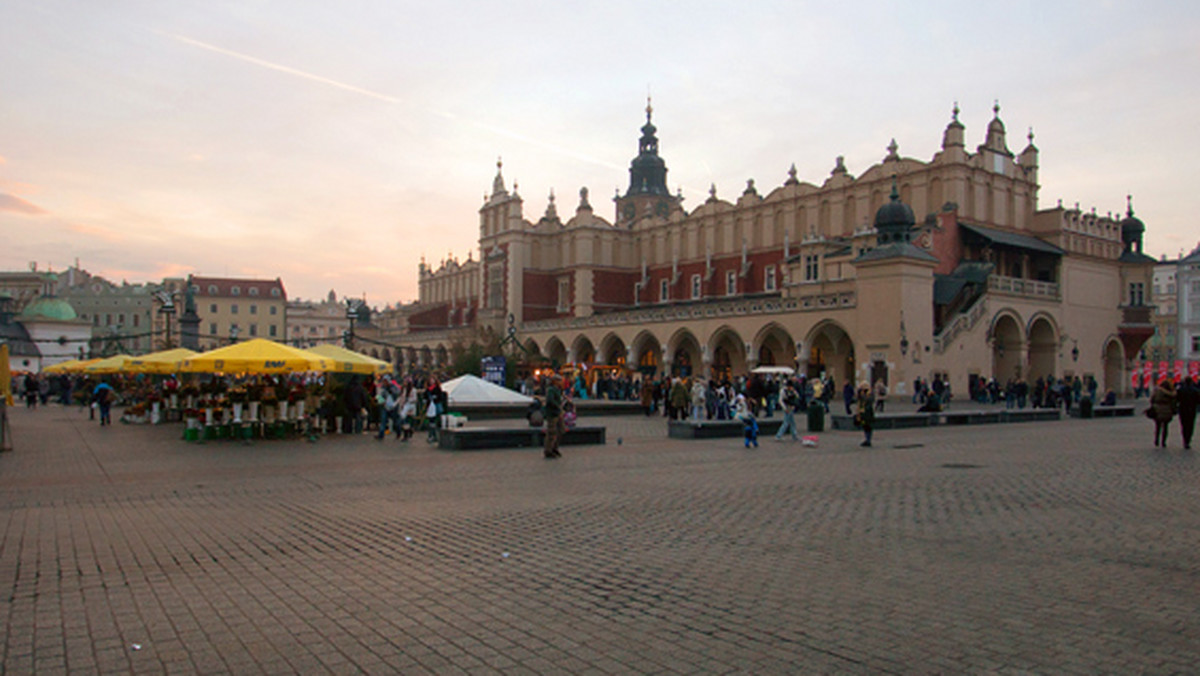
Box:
1143;407;1154;420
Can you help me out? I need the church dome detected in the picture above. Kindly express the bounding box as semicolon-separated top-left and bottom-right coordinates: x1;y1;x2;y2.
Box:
18;297;78;321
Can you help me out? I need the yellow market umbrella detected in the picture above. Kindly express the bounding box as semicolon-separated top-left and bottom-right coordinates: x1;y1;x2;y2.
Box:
180;339;328;374
44;359;89;374
84;354;134;374
307;344;392;375
125;348;198;374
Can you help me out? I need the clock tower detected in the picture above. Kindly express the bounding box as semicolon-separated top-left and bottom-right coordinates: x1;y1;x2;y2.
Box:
616;100;682;227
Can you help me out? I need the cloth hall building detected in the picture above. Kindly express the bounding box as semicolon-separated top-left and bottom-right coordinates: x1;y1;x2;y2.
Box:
385;104;1156;398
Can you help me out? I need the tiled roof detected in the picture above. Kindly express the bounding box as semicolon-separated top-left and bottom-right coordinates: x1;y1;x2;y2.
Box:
190;276;286;300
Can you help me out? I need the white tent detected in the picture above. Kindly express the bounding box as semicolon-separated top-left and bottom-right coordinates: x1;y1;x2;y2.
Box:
750;365;796;375
441;374;534;405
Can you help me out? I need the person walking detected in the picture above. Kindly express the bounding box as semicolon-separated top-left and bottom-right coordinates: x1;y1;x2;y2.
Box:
873;379;888;412
842;381;855;416
543;376;564;459
1176;376;1198;450
375;378;401;440
855;382;876;447
774;382;801;441
1150;379;1177;447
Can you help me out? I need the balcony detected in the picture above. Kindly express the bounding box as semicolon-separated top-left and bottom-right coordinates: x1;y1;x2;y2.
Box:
987;275;1060;299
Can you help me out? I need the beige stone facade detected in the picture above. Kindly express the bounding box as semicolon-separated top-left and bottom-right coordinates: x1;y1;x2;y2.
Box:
187;276;287;350
384;104;1156;397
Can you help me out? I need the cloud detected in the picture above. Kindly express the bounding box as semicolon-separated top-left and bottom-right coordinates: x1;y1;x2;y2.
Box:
0;193;46;215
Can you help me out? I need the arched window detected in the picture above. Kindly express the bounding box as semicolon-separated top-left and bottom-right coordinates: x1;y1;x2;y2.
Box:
231;286;241;296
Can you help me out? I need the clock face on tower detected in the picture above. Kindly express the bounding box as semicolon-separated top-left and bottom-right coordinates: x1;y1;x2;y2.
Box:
622;202;636;221
654;200;669;217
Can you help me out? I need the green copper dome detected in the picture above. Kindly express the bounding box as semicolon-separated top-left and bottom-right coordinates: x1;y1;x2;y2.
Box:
18;297;78;321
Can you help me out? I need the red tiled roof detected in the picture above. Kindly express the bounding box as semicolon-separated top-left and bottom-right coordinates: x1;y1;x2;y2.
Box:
189;276;287;300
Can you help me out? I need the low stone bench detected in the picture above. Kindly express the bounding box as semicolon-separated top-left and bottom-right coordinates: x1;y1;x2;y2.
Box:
942;410;1004;425
831;413;937;430
1001;409;1062;423
439;425;606;450
668;418;785;439
1068;404;1135;418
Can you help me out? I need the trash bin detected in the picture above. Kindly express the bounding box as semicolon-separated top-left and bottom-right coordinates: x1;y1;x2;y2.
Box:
807;402;825;432
1079;396;1093;419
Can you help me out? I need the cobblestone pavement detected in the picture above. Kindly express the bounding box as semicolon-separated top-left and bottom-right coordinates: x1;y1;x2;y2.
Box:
1;404;1197;674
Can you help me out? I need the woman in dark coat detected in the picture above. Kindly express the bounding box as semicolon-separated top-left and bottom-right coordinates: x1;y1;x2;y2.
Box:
1150;379;1177;447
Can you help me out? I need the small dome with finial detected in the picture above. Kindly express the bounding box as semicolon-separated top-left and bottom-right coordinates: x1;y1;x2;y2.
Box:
873;179;915;244
1121;195;1145;241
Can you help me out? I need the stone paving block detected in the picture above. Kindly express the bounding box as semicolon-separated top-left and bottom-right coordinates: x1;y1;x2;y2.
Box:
2;406;1199;673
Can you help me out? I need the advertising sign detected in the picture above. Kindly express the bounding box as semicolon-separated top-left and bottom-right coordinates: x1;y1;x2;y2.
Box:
481;356;506;385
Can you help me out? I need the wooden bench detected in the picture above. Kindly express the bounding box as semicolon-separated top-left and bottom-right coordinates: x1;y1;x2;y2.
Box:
831;413;938;430
439;425;606;451
668;418;785;439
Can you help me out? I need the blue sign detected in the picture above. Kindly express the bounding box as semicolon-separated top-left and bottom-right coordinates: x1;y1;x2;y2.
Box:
481;356;506;385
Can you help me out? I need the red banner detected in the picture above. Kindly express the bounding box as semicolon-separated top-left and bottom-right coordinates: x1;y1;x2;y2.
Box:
1131;366;1141;390
1159;361;1170;381
1191;361;1199;380
1142;361;1153;384
1174;360;1186;380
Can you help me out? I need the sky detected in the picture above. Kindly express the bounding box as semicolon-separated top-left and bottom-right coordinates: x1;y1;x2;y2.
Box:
3;0;1199;306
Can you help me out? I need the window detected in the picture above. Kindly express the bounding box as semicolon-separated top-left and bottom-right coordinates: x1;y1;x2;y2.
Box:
726;271;737;296
210;303;217;313
804;255;820;281
249;287;259;296
249;324;258;337
132;314;139;328
691;274;702;300
209;323;217;335
1192;334;1200;354
207;285;218;294
270;288;281;297
118;313;125;325
269;306;277;316
1129;282;1145;306
660;279;670;302
269;324;277;337
231;304;239;314
231;286;241;296
557;278;571;312
106;314;112;326
764;265;777;292
250;304;257;315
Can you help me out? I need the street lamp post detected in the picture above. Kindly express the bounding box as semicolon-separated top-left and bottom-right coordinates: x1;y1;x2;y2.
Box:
345;300;358;350
154;290;177;350
230;325;240;345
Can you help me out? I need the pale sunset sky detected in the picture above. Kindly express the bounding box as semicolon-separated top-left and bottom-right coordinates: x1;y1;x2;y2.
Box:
2;0;1198;305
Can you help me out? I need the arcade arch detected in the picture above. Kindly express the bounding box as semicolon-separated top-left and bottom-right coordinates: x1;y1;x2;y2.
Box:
709;327;747;382
570;335;596;364
1103;338;1124;395
754;323;795;369
805;321;855;385
630;330;662;377
598;333;628;367
667;329;702;378
1027;315;1058;381
989;312;1024;381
